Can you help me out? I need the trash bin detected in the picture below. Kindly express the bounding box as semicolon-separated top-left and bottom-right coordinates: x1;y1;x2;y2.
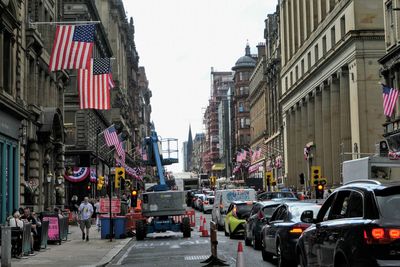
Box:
114;216;126;239
100;216;114;239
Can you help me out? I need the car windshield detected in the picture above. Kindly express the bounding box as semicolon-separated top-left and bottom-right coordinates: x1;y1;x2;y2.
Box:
289;205;321;221
261;204;280;218
376;187;400;220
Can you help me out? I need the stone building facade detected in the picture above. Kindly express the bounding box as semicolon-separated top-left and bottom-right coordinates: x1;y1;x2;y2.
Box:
280;0;385;190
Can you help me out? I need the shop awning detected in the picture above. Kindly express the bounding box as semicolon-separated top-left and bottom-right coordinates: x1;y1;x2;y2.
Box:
212;163;225;171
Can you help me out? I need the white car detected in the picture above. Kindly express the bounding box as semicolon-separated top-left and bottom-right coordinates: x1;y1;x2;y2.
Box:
194;193;206;210
202;196;215;213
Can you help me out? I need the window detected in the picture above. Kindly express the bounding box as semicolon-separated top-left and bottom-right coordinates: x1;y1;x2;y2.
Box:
295;65;298;81
322;35;327;55
271;205;287;221
345;192;363;218
328;190;352;220
301;59;304;76
2;31;12;94
316;192;337;222
262;205;279;219
331;26;336;48
307;52;311;70
239;102;244;112
340;15;346;39
314;44;319;62
290;71;293;86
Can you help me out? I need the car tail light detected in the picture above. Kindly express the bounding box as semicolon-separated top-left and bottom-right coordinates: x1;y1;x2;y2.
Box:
257;211;264;220
289;223;309;234
204;201;209;205
364;228;400;244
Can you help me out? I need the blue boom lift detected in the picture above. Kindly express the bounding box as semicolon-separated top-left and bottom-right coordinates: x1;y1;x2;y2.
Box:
135;130;190;240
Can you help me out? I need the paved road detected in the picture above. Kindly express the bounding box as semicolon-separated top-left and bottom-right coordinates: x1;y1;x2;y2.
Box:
107;211;277;267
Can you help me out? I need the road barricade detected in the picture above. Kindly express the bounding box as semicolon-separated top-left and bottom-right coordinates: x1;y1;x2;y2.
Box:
126;212;145;232
172;209;196;227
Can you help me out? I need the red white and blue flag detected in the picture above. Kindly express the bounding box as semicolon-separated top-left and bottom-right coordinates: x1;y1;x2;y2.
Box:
104;125;119;147
79;58;113;110
383;85;399;117
49;24;95;71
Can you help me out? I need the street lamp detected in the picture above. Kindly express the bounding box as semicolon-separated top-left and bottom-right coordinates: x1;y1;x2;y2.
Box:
57;175;64;185
46;172;53;183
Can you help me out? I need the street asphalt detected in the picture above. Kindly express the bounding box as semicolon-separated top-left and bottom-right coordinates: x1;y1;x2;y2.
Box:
107;211;277;267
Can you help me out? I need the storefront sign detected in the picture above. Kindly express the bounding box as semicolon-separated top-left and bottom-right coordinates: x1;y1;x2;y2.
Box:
42;216;60;241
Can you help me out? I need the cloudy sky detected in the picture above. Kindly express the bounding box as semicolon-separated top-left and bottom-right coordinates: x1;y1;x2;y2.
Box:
122;0;278;172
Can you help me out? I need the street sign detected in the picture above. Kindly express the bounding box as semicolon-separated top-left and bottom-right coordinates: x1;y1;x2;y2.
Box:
99;198;121;213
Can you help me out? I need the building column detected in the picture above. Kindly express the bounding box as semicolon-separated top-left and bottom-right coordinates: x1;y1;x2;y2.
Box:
339;66;352;168
322;81;333;184
295;103;302;190
289;108;296;187
330;74;340;186
301;99;308;178
314;88;323;170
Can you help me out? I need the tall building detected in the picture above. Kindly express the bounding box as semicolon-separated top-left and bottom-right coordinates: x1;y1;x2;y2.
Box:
191;133;206;173
183;125;193;172
280;0;385;190
232;44;257;183
203;68;234;176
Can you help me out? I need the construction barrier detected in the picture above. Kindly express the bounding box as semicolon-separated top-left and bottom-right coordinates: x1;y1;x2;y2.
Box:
172;209;196;227
126;212;146;232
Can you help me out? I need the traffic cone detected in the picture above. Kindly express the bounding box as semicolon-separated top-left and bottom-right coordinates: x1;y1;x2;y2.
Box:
236;242;244;267
201;218;209;237
199;217;204;232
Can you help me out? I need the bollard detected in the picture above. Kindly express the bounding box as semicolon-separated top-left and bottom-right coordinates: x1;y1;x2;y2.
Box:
200;221;228;266
22;223;32;255
1;226;12;267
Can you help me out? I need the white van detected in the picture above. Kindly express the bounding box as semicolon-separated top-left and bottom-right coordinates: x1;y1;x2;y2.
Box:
211;189;256;230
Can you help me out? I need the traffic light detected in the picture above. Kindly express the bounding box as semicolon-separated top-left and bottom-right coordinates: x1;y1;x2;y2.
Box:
311;166;321;186
131;190;138;207
316;183;324;199
115;167;125;189
97;176;105;190
299;173;305;185
265;172;272;187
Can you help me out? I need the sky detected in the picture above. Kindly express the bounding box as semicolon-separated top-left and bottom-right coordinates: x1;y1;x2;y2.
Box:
122;0;278;172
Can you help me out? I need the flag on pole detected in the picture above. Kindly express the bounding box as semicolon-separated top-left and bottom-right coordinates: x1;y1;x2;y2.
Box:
78;58;113;110
103;125;119;147
49;24;96;71
115;142;125;161
383;85;399;117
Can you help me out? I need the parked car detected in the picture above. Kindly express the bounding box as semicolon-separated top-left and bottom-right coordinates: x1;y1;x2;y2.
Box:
224;201;253;238
296;180;400;267
261;202;321;267
194;193;205;210
245;199;299;250
257;191;297;201
202;195;215;213
212;189;256;231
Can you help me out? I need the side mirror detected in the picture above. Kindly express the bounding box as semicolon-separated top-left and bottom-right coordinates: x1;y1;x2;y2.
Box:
300;210;314;223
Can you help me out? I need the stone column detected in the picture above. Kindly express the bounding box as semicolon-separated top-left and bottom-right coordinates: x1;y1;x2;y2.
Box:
289;108;296;187
330;74;341;186
295;103;302;190
301;99;308;175
314;88;323;169
322;81;333;183
340;66;352;165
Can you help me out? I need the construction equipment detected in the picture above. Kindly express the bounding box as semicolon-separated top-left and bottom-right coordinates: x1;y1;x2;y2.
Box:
135;130;191;240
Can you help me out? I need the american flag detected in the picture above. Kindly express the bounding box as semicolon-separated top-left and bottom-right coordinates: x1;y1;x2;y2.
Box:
103;125;119;147
49;24;95;71
115;150;125;166
78;58;113;110
383;85;399;117
115;141;125;160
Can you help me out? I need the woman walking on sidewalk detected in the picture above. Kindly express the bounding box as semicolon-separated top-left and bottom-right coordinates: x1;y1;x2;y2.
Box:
79;197;94;241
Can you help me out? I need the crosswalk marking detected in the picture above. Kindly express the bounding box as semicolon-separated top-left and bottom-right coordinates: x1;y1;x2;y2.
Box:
184;255;209;261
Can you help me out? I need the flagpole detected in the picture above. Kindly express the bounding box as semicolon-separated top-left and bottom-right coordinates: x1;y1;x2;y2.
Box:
29;21;101;25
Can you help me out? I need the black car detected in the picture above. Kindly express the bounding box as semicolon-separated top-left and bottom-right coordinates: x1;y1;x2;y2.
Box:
245;199;298;250
296;180;400;267
257;191;297;201
261;202;321;267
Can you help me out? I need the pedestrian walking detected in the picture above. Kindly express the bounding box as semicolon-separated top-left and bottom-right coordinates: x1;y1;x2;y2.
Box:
78;196;94;241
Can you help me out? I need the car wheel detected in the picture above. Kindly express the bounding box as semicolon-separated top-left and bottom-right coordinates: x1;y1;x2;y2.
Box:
276;241;294;267
253;232;262;250
261;242;273;262
297;250;307;267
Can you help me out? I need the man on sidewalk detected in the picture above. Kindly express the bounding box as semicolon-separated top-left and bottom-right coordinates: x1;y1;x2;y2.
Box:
79;196;94;241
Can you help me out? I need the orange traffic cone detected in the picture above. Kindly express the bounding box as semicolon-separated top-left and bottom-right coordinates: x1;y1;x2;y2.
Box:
201;218;209;237
236;242;244;267
199;217;204;232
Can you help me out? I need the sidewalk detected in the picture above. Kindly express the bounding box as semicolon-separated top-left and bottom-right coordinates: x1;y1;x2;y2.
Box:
7;224;131;267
